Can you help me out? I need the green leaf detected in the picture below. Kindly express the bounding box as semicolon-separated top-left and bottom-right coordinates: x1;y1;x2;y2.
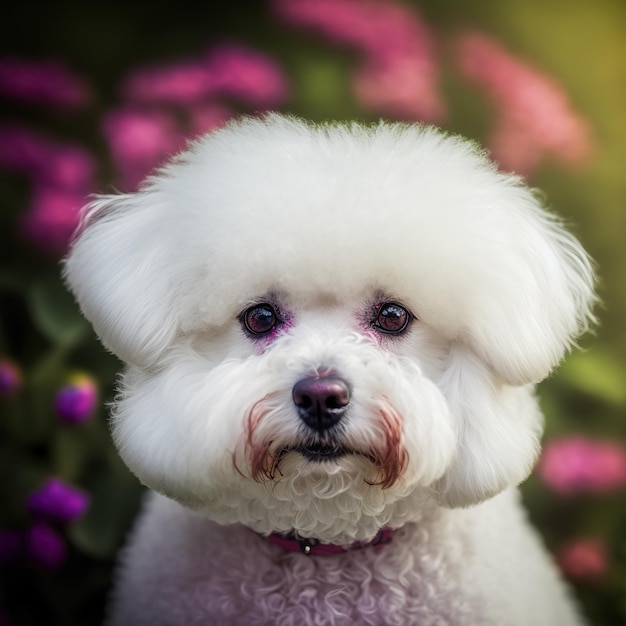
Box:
28;273;88;347
558;348;626;405
69;466;144;559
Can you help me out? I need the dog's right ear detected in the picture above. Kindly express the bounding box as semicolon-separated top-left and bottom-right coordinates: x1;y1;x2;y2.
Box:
64;192;179;368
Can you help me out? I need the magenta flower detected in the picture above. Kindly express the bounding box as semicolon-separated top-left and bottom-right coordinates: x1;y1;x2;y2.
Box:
0;529;22;564
0;359;22;398
121;43;288;109
202;43;289;108
54;373;98;424
102;107;186;191
456;33;592;175
0;56;92;109
0;124;95;189
19;186;87;255
0;124;95;254
273;0;444;122
556;537;609;581
187;102;233;137
538;436;626;496
25;522;67;569
122;59;214;105
27;477;90;523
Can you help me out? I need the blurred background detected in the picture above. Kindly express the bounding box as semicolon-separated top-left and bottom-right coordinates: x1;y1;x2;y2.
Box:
0;1;624;624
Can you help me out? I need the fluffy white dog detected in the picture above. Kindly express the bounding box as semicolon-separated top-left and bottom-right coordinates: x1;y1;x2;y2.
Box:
65;114;596;625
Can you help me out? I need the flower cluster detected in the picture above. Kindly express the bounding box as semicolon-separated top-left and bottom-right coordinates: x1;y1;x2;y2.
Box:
537;435;626;583
0;44;288;251
0;124;95;254
122;43;287;109
0;57;91;110
273;0;444;122
456;33;592;175
107;43;288;191
1;479;89;570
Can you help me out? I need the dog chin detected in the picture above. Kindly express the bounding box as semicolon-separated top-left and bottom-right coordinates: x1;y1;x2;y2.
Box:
197;451;431;546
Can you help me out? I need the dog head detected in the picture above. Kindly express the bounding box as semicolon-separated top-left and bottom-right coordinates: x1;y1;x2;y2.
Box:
65;114;595;543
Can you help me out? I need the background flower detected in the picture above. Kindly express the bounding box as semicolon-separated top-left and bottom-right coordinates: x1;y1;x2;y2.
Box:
0;57;91;109
538;437;626;496
456;32;592;175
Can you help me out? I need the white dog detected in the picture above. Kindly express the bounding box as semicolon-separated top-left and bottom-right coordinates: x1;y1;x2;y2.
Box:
65;114;595;625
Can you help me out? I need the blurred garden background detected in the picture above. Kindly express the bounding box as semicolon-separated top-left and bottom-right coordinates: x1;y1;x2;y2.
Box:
0;1;625;624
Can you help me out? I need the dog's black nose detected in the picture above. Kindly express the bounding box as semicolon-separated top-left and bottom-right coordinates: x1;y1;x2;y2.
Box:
292;376;350;432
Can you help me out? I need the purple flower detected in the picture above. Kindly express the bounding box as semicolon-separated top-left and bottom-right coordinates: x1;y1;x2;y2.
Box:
0;359;22;398
26;478;90;523
25;522;67;569
54;373;98;424
0;56;91;109
0;529;22;564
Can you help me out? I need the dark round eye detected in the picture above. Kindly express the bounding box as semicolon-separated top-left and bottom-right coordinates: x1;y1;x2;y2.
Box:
242;304;278;336
373;302;411;335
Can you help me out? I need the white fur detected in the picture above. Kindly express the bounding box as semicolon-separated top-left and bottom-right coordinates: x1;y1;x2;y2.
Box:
64;114;595;625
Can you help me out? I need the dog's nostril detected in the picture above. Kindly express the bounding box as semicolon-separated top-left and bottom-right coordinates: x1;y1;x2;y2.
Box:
292;376;350;432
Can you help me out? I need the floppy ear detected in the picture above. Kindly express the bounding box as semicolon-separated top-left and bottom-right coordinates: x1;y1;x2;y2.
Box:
465;191;596;386
433;344;543;508
64;192;180;367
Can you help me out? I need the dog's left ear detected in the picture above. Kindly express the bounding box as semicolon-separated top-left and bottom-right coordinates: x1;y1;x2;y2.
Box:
464;193;596;386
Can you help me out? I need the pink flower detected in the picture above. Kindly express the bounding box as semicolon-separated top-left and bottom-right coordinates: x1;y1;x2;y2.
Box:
187;102;233;137
538;436;626;496
0;125;95;253
122;43;288;109
0;359;22;398
25;522;67;569
102;107;186;191
54;373;98;424
27;477;90;523
122;60;214;105
203;43;289;108
556;537;609;581
273;0;444;122
456;33;592;175
0;56;91;109
19;186;87;255
0;124;94;190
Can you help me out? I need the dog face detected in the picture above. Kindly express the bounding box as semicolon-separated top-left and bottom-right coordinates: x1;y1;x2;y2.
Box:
65;115;595;544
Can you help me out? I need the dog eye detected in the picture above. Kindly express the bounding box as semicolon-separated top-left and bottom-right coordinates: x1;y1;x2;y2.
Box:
242;304;278;336
373;302;411;335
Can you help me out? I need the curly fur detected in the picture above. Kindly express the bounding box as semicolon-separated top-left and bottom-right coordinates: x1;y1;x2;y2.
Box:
64;114;595;625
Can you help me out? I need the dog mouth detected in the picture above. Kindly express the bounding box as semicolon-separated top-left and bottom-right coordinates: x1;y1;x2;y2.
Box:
292;442;349;462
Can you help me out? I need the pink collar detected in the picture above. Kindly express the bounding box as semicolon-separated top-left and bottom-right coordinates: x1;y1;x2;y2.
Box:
264;527;394;556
